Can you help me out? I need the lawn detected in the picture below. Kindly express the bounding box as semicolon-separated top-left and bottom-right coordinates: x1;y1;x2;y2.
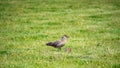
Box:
0;0;120;68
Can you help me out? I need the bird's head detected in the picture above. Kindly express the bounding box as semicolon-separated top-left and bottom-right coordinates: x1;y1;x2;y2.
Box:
63;35;69;38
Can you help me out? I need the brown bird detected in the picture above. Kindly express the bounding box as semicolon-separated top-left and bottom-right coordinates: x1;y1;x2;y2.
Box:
46;35;69;50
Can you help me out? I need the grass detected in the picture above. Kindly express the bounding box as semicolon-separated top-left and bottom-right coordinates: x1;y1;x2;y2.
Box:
0;0;120;68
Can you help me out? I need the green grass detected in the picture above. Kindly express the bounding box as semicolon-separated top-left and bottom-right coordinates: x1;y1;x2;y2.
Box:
0;0;120;68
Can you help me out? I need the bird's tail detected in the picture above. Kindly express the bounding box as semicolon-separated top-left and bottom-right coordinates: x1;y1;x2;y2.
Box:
46;42;53;46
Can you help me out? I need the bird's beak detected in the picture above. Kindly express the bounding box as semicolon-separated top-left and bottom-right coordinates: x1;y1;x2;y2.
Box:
66;35;69;38
67;36;70;38
63;35;70;38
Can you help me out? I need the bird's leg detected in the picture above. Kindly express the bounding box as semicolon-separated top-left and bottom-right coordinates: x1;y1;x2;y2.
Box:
58;48;61;51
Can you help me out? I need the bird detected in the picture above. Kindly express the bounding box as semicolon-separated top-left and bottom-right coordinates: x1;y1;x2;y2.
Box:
46;35;69;50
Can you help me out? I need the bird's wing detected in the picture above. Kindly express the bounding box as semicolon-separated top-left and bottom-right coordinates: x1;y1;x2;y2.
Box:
52;40;61;46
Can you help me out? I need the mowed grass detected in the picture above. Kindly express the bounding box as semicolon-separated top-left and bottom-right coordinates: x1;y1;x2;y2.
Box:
0;0;120;68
